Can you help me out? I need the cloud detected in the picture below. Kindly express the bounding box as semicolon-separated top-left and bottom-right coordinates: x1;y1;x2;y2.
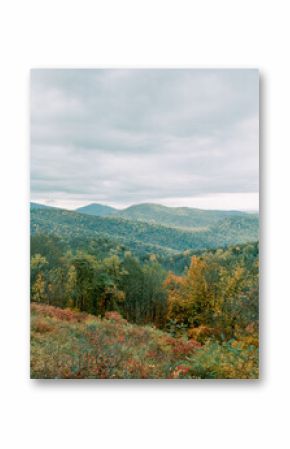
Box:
31;69;259;210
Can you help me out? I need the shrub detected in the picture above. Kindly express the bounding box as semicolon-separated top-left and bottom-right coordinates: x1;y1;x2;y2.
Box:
32;318;53;334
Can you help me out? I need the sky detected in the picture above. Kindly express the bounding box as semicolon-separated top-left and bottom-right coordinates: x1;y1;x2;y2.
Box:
31;69;259;211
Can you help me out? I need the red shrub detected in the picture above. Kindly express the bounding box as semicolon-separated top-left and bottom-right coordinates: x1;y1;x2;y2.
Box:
172;365;191;379
104;311;126;323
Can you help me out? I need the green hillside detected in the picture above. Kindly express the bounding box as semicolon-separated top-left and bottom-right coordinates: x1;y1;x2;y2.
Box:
75;202;256;229
118;203;251;228
30;202;52;210
76;203;117;216
30;204;259;256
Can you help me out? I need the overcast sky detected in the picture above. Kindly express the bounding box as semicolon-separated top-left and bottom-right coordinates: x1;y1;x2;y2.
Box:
31;69;259;211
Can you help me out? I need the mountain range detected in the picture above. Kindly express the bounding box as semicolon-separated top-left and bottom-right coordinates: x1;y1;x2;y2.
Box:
75;202;256;229
30;202;259;257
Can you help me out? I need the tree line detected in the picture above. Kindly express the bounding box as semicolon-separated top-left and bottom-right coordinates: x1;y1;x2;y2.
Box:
31;233;258;340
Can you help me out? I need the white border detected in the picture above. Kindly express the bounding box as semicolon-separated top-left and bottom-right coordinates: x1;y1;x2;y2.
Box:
0;1;289;448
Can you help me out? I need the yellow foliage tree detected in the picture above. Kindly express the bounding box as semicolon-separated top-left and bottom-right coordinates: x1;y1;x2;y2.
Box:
32;272;46;303
165;256;209;327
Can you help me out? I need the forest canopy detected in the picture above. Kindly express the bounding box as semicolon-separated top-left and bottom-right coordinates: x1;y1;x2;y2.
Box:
31;204;259;379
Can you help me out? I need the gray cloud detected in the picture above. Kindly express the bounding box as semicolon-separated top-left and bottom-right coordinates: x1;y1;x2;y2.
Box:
31;69;259;209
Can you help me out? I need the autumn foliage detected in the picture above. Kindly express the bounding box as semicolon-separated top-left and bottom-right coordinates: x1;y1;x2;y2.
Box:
30;233;259;379
31;303;258;379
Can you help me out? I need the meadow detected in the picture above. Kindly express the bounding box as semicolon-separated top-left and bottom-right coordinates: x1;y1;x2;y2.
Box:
31;303;258;379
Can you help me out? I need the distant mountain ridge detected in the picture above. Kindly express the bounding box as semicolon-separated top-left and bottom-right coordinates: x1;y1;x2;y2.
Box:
75;202;256;229
31;203;259;257
30;202;53;210
76;203;117;216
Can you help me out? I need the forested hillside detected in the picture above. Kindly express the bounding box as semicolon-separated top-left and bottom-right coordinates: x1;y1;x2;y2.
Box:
31;204;258;255
30;202;259;379
76;202;256;229
76;203;117;216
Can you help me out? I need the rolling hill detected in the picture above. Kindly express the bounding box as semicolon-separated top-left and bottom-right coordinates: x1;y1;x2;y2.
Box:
76;202;256;229
30;202;52;210
118;203;250;229
76;203;117;216
31;203;259;256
